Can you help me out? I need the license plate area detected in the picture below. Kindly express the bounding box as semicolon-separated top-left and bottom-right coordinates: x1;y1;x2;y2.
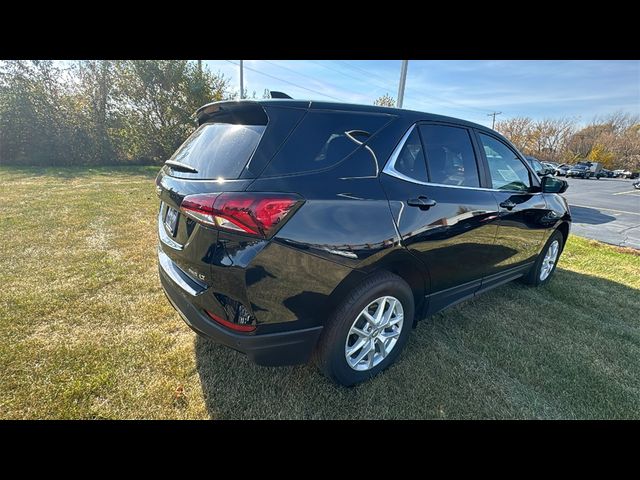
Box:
164;205;179;236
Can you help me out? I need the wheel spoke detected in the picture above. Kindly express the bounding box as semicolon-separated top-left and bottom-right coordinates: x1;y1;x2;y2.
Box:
352;340;373;366
382;298;397;325
388;314;403;327
379;329;400;341
350;326;368;338
346;336;368;356
376;337;388;358
367;347;375;368
373;298;387;325
347;337;369;356
361;310;376;326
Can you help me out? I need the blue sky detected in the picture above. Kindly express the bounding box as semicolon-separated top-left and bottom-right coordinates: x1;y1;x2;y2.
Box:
204;60;639;127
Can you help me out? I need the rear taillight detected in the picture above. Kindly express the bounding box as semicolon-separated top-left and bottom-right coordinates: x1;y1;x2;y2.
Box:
180;192;303;238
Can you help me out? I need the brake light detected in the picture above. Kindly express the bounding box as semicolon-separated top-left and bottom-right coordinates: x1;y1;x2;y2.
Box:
180;192;303;238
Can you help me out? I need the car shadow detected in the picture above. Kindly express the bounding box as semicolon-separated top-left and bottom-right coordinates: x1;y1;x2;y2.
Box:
569;205;616;225
194;268;639;419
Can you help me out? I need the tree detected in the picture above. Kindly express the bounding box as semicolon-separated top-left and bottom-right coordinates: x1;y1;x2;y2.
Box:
0;60;232;166
72;60;117;164
587;143;615;168
495;117;533;151
373;93;395;107
0;60;81;165
496;117;575;162
112;60;231;163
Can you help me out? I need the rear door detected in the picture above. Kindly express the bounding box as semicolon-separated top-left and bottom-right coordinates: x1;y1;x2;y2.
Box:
474;131;548;285
380;122;502;314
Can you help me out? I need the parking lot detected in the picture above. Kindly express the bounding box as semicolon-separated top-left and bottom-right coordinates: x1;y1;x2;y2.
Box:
561;176;640;249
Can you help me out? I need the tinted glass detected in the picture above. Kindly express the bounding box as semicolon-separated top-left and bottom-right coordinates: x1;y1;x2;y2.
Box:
479;133;531;191
393;128;428;182
418;125;479;187
526;158;544;173
168;123;265;179
264;111;389;176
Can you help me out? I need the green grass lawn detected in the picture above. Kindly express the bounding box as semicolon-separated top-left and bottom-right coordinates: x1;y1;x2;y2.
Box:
1;166;639;419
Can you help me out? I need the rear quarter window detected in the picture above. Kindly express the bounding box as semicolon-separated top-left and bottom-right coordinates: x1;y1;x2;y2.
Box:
262;110;391;177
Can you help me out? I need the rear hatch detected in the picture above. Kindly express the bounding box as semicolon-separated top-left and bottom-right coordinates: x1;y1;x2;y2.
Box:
156;101;306;288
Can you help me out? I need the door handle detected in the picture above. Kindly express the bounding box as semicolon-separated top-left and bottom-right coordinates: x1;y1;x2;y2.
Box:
499;200;517;210
407;196;437;210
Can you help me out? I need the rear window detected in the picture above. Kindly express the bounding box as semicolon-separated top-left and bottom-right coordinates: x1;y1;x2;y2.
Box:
167;123;265;179
263;111;390;177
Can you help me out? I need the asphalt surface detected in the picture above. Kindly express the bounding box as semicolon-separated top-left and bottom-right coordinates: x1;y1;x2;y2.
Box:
559;176;640;249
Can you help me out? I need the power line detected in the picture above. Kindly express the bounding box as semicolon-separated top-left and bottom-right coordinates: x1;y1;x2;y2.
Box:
310;60;396;94
339;60;492;115
261;60;371;100
487;111;502;129
225;60;344;102
338;60;397;86
401;94;489;120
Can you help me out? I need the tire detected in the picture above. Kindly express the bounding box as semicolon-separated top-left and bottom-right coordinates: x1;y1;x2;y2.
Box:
521;230;564;286
314;271;415;387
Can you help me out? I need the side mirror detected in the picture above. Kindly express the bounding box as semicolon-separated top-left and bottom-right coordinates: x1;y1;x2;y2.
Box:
542;175;568;194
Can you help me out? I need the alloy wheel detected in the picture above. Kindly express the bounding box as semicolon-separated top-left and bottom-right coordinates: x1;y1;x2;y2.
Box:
345;296;404;371
540;240;560;281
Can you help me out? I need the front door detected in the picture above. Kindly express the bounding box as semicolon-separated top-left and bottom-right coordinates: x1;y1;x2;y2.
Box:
474;131;548;285
380;123;502;315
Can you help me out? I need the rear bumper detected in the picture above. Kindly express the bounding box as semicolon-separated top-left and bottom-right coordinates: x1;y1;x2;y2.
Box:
159;264;323;366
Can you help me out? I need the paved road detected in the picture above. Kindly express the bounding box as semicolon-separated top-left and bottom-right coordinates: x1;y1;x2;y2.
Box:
559;176;640;249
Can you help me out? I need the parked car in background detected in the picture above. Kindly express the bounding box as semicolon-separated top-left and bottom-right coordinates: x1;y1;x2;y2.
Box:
613;169;633;178
566;164;591;178
156;99;572;386
597;168;614;179
634;180;640;190
575;161;602;177
525;156;554;176
555;164;571;176
630;172;639;179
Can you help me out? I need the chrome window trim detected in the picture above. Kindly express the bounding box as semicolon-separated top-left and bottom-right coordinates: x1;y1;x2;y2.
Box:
381;123;540;195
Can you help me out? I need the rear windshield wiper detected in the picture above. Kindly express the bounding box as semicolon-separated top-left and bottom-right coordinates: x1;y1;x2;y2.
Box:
164;160;198;174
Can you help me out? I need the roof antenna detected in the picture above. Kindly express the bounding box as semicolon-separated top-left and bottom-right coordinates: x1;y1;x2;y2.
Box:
269;91;293;99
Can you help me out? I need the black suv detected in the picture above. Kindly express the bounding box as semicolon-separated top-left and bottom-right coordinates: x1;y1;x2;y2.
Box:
156;100;571;386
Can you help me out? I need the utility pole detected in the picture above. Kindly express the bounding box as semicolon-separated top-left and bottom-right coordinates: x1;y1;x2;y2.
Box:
239;60;244;100
487;111;502;129
397;60;409;108
197;60;202;75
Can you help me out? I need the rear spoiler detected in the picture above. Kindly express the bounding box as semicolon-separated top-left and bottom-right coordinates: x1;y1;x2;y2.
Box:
194;101;269;127
194;91;293;125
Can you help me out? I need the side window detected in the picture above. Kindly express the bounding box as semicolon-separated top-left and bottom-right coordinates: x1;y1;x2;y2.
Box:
393;128;428;182
263;111;390;176
419;125;480;187
478;133;531;191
